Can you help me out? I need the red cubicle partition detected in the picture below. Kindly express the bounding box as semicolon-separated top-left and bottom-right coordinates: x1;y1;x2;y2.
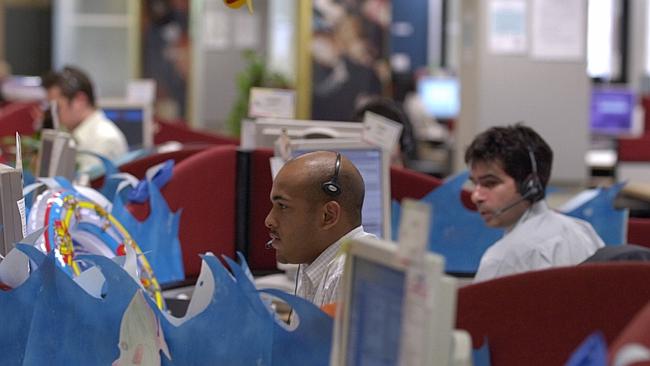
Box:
457;263;650;366
127;145;238;279
154;118;240;146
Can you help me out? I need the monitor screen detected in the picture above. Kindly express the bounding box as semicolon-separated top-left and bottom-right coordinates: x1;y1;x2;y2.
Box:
590;87;635;136
336;237;454;366
251;118;364;149
103;107;145;149
346;256;405;366
98;99;153;150
417;76;460;119
291;144;388;239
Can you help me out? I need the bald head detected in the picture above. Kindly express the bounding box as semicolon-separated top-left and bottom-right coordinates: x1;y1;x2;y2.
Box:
281;151;365;226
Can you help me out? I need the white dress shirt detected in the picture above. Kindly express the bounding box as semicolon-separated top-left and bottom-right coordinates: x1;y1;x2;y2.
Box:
474;200;605;283
72;110;128;173
296;226;375;307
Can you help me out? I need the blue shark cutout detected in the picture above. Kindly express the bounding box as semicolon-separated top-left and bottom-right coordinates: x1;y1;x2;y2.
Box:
159;253;274;365
112;180;184;284
0;248;331;364
261;289;334;366
565;331;607;366
18;245;140;365
151;254;332;366
86;151;122;202
562;183;627;245
473;338;491;366
0;246;45;364
127;159;175;204
392;171;503;273
23;169;36;209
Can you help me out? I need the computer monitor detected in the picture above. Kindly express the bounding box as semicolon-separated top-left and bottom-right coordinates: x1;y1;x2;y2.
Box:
288;140;390;239
98;99;154;150
245;118;364;149
35;129;76;180
333;236;456;366
417;76;460;119
590;87;636;136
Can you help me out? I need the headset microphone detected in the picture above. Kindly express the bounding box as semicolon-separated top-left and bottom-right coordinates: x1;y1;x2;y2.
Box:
492;190;535;217
265;239;273;249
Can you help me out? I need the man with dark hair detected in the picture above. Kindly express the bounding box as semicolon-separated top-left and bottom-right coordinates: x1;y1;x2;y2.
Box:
465;124;604;282
44;66;128;173
265;151;374;306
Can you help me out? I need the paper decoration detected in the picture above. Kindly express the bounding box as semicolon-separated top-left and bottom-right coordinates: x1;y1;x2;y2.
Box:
564;331;607;366
19;245;140;365
561;183;627;245
111;180;184;285
392;171;503;273
0;242;332;365
26;178;165;309
391;172;627;273
114;290;171;366
223;0;253;13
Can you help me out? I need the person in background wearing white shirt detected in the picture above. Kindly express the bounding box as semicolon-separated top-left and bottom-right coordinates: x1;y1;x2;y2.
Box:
265;151;375;307
466;124;604;283
44;66;128;174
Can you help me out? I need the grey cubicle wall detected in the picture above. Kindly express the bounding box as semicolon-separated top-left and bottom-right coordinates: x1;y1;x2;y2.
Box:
455;0;590;185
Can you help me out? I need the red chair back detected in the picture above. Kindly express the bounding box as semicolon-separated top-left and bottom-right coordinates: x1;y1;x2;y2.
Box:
628;217;650;248
91;146;208;189
608;301;650;365
246;148;277;272
456;263;650;366
0;101;38;136
154;118;239;146
127;145;238;278
390;166;475;209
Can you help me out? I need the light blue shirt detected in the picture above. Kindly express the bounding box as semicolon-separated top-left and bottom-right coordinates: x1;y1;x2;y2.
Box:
474;200;605;283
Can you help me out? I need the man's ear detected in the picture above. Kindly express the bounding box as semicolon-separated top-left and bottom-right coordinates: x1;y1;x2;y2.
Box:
321;201;341;229
73;91;88;106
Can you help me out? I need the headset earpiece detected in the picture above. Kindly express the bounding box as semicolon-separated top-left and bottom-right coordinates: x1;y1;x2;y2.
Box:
519;147;544;202
321;152;342;197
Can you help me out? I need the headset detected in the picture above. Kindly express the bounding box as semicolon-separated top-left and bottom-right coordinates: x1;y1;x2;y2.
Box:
518;147;544;203
493;145;544;217
321;152;342;197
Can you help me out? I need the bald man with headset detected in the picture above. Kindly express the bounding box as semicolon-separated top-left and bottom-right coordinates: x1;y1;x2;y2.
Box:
466;124;604;283
265;151;375;307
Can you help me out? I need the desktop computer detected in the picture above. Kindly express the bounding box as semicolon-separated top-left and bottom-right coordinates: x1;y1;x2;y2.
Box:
98;99;154;150
35;129;76;181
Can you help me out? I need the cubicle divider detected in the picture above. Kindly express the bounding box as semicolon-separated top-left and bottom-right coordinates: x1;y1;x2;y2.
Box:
456;262;650;366
154;118;240;146
0;101;39;137
127;145;239;280
90;145;209;189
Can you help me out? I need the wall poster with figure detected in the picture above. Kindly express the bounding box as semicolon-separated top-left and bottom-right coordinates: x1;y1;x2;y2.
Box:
141;0;190;122
310;0;391;121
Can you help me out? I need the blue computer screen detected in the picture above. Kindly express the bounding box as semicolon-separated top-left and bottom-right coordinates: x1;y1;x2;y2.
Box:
102;107;144;149
293;147;385;238
590;88;635;136
417;76;460;119
346;256;405;366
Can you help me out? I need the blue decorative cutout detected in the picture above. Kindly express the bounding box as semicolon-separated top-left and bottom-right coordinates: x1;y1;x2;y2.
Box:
564;331;607;366
111;180;184;284
473;338;491;366
83;152;121;202
153;254;332;366
127;160;175;203
392;171;503;273
0;246;44;364
562;183;627;245
0;247;332;365
18;246;140;365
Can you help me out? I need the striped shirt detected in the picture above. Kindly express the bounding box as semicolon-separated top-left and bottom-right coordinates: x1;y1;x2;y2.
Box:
296;226;374;307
